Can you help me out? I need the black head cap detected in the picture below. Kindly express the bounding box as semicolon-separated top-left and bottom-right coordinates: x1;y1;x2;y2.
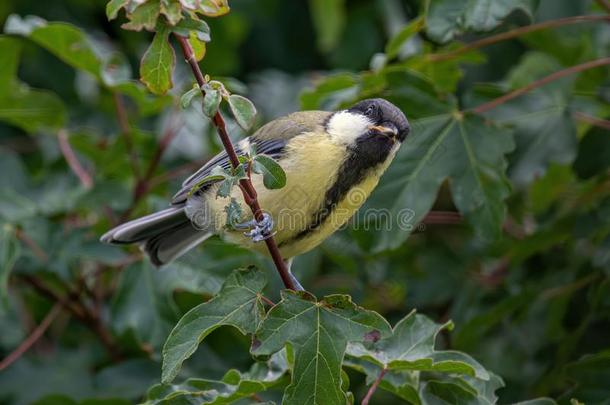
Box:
348;98;410;141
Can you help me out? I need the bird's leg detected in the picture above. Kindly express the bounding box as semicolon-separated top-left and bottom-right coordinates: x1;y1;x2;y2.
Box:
284;258;305;291
234;212;276;242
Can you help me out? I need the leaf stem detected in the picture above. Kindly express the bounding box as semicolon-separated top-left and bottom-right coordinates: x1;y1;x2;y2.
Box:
469;57;610;114
58;129;93;189
0;303;62;371
427;15;610;62
361;366;387;405
173;34;297;291
573;111;610;131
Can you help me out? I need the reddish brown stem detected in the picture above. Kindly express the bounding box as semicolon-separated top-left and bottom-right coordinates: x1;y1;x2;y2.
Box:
15;229;49;263
22;275;123;361
428;15;610;62
361;367;387;405
422;211;462;225
573;111;610;131
112;92;141;179
120;120;179;222
470;57;610;114
174;34;296;291
58;130;93;189
0;303;62;371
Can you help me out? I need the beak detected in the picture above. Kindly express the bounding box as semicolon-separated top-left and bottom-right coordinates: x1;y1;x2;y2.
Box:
369;123;398;139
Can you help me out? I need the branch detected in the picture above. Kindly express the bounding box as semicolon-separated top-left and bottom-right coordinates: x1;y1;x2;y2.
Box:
173;34;297;291
573;111;610;131
15;229;49;263
22;275;123;361
361;367;387;405
58;129;93;189
120;116;180;221
428;15;610;62
112;92;141;179
0;303;62;371
422;211;462;225
470;57;610;114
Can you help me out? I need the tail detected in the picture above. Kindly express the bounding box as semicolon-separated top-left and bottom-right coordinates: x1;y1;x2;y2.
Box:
100;206;212;266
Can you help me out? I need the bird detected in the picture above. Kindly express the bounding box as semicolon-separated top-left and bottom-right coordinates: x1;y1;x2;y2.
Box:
101;98;410;289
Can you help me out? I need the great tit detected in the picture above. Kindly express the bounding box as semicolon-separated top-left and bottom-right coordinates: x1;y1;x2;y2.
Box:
101;98;410;286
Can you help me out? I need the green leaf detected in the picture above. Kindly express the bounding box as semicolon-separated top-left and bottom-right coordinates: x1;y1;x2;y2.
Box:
385;16;425;60
347;311;488;379
368;72;513;251
6;17;102;78
162;267;267;384
140;24;175;95
149;352;287;404
121;0;161;31
564;350;610;403
0;36;65;132
426;0;540;43
199;0;230;17
160;0;182;26
252;291;392;405
0;85;66;133
172;17;211;42
0;225;20;308
106;0;129;20
188;31;206;61
467;81;576;188
0;37;20;96
180;85;201;108
309;0;346;53
202;88;222;118
300;73;358;110
252;155;287;190
224;198;244;229
227;94;257;130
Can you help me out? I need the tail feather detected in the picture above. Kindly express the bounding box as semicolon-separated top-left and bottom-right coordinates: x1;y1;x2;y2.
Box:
100;206;212;266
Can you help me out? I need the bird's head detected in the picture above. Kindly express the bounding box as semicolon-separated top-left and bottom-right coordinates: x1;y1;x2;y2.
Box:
325;98;410;147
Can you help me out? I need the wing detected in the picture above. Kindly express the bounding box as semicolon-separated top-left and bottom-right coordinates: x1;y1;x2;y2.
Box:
171;110;332;205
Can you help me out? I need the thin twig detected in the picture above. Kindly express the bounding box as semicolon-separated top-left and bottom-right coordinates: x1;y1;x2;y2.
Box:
112;92;141;179
174;34;297;290
58;129;93;189
0;303;62;371
362;367;387;405
259;294;276;307
120;116;180;221
422;211;462;225
596;0;610;13
470;57;610;114
428;15;610;62
573;111;610;131
15;229;49;263
21;275;123;361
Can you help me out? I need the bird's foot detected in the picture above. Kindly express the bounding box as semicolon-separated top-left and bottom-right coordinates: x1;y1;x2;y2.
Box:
234;213;276;242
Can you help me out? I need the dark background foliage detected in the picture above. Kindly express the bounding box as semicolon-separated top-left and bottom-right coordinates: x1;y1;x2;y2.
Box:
0;0;609;404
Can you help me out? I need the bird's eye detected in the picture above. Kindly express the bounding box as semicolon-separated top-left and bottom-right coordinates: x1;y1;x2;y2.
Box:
365;105;376;116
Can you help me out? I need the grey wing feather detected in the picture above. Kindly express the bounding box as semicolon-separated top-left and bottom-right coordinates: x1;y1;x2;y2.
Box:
171;110;331;204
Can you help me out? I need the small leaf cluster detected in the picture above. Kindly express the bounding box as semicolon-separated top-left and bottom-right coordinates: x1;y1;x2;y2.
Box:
156;267;503;405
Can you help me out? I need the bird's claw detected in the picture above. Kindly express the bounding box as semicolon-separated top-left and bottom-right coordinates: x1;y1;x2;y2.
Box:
235;213;276;242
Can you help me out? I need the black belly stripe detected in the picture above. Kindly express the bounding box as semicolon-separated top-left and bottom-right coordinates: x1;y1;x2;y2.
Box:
283;134;394;244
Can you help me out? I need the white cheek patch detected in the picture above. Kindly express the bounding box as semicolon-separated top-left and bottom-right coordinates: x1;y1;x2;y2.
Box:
326;111;372;144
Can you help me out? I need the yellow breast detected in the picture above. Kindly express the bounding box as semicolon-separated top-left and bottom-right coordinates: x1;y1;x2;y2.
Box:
208;131;397;258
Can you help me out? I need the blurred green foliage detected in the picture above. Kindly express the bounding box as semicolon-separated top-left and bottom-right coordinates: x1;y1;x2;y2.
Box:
0;0;610;404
